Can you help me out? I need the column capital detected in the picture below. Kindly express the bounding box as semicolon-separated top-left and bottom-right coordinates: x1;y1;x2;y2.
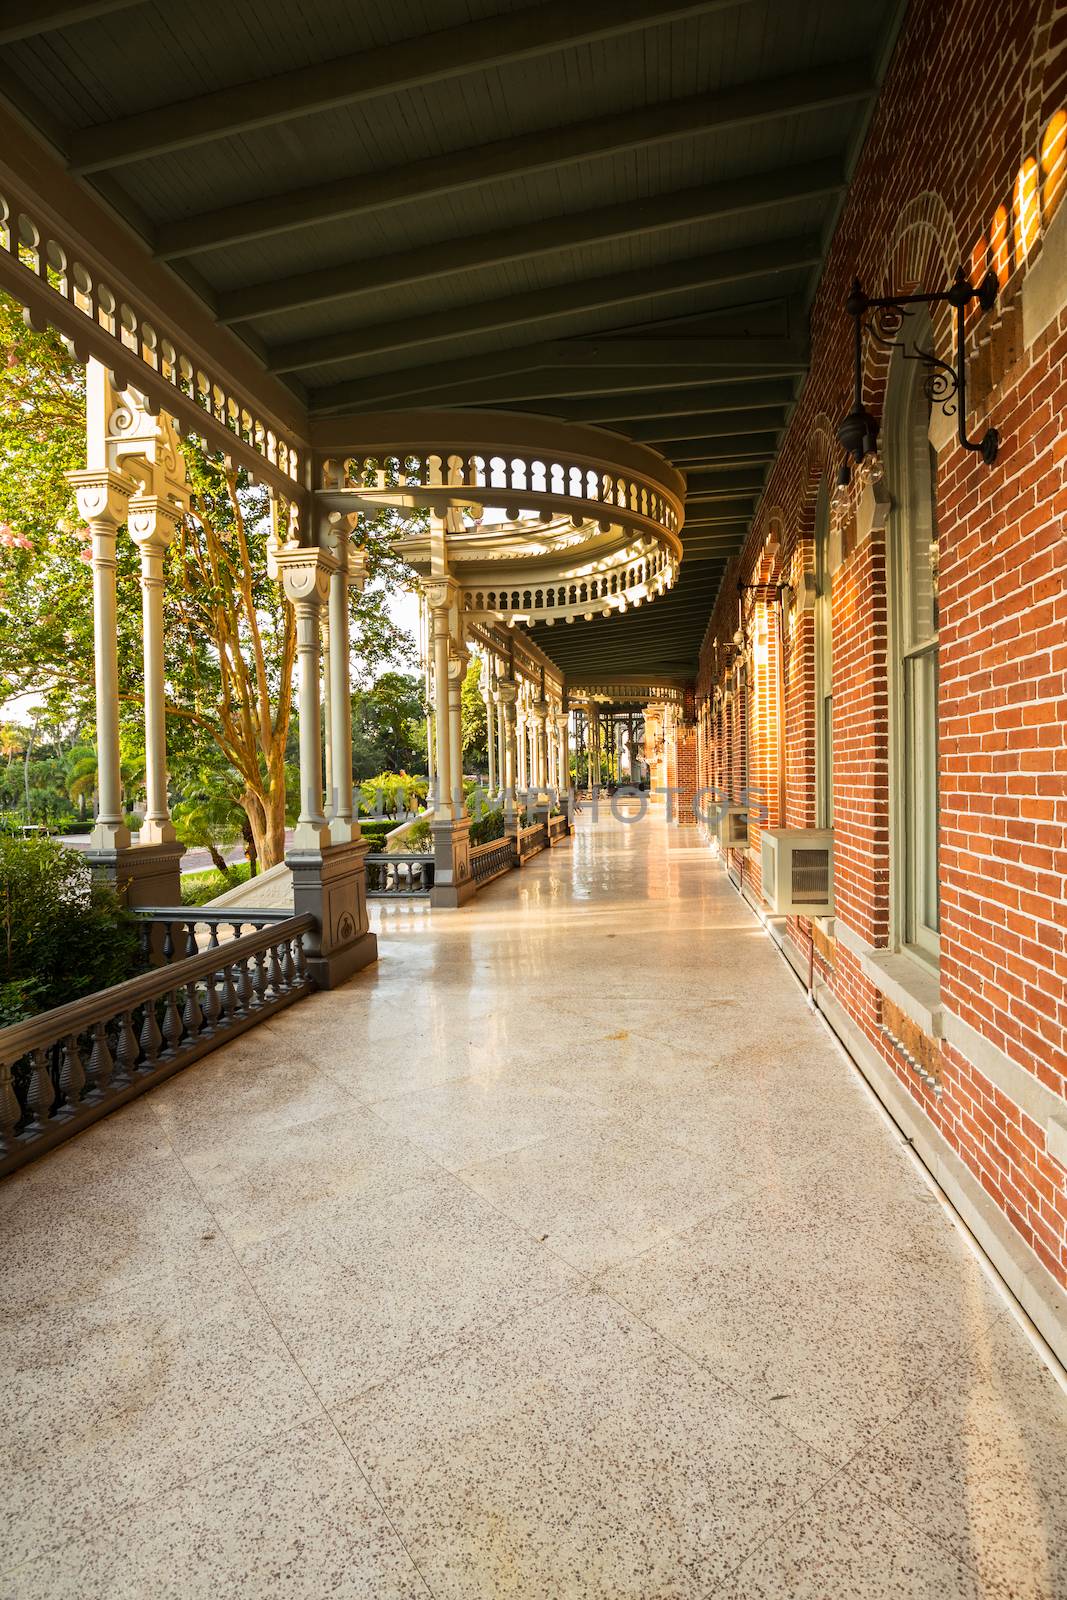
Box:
67;467;135;528
496;676;518;706
530;699;549;723
128;494;184;553
446;645;469;683
420;575;459;614
276;544;337;607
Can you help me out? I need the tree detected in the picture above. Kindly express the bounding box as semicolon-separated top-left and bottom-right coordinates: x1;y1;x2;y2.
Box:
351;671;426;777
461;655;487;770
0;292;421;870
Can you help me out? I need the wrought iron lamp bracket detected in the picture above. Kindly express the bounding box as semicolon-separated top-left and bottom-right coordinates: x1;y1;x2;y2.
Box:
836;266;999;484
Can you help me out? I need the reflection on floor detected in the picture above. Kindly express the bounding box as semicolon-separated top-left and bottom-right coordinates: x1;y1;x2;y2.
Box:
2;808;1065;1598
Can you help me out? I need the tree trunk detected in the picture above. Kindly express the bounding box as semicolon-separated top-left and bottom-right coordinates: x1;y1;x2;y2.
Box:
208;843;229;875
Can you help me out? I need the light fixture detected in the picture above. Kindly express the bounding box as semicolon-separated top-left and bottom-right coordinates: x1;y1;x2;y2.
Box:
836;266;1000;484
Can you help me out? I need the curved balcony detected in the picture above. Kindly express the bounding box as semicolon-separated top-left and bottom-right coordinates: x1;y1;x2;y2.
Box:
313;409;686;627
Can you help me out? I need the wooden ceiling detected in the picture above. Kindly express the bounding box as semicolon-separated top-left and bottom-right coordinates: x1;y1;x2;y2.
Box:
0;0;903;680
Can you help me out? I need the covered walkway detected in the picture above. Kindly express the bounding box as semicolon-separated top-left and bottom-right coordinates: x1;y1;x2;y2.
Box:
3;809;1065;1598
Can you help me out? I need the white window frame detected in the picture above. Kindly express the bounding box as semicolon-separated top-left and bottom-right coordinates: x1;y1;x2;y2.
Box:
813;480;834;830
885;327;942;968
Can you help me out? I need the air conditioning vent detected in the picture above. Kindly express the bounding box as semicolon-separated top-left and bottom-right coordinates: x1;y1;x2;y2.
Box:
761;829;834;916
716;805;749;850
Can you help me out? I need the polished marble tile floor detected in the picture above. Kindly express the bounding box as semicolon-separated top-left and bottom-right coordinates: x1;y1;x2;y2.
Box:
3;810;1066;1598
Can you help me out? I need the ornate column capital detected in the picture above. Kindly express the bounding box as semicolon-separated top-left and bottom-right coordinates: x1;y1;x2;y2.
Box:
446;645;469;683
67;467;135;529
128;494;184;555
276;544;337;608
496;676;518;707
530;699;549;723
420;575;459;614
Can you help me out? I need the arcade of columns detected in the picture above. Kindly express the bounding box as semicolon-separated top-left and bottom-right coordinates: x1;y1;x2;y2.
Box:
73;379;693;954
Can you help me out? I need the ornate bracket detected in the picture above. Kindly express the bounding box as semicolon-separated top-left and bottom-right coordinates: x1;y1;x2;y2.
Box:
837;266;1000;482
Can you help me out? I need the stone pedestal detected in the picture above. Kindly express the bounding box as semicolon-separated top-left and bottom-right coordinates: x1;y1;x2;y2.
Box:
430;815;476;908
88;841;184;907
288;838;378;988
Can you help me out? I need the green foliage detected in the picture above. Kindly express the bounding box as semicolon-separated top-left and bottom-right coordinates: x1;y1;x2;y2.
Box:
461;655;487;768
351;670;426;777
0;835;138;1024
0;291;422;868
358;770;428;818
468;806;506;846
389;816;432;851
179;861;252;908
356;818;396;849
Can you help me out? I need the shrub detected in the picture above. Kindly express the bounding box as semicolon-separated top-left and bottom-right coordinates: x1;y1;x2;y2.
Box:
357;819;394;850
388;816;432;851
179;861;252;907
0;835;138;1025
468;807;505;846
358;771;428;819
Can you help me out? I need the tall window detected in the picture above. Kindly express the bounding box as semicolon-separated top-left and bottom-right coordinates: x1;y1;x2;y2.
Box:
886;326;941;961
813;481;833;829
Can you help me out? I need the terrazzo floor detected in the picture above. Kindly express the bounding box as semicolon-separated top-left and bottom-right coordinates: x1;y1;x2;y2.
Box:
3;808;1066;1598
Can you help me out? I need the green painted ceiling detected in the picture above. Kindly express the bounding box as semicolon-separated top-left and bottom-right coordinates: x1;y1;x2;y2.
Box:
0;0;903;681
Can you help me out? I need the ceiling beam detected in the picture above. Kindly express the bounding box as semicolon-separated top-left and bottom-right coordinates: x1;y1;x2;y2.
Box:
668;448;776;469
71;0;751;173
292;235;819;381
686;469;766;499
154;59;871;260
0;0;144;41
307;340;805;414
550;378;796;425
626;407;790;442
683;500;757;521
220;161;840;324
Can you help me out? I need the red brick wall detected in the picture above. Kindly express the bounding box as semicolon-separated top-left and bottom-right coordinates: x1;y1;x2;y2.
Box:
696;0;1067;1291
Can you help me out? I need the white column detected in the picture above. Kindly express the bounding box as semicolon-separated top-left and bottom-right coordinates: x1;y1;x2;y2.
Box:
69;470;134;851
531;701;549;791
447;643;467;813
497;678;518;806
278;548;335;850
495;689;507;801
328;523;359;843
482;660;496;795
555;711;569;793
422;579;457;820
128;496;181;844
322;613;334;819
421;594;436;792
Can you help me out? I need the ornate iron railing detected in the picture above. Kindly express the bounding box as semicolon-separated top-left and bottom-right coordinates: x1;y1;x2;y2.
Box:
364;853;435;897
512;821;550;860
548;813;570;842
470;837;515;885
0;913;314;1178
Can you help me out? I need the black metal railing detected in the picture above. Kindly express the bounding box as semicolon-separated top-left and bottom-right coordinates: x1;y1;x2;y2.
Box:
470;837;515;885
0;913;314;1178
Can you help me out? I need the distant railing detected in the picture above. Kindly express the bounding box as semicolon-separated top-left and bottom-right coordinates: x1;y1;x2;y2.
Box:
0;913;314;1178
548;813;570;842
470;836;515;885
365;853;435;897
512;821;550;860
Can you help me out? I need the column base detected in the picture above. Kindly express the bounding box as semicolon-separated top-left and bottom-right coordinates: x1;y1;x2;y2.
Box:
429;816;476;908
287;838;378;989
88;840;184;907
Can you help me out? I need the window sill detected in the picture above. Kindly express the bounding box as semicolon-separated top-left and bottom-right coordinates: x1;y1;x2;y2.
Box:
834;920;943;1039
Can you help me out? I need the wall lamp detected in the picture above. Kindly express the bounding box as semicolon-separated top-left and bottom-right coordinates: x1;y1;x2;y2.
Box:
836;266;1001;486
